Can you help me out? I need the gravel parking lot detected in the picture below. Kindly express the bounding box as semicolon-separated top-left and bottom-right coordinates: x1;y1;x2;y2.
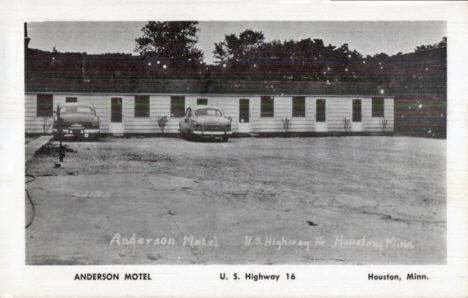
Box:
25;136;446;265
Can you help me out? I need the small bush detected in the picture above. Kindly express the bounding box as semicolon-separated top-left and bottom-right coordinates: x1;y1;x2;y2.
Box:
343;118;350;132
43;117;53;133
157;116;168;133
282;118;291;132
380;118;388;132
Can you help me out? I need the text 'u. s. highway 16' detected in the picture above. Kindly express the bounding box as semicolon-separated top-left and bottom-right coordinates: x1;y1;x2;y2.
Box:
220;272;296;281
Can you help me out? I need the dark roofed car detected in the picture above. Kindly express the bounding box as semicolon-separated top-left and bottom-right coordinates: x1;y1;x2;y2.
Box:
179;106;232;142
53;103;100;139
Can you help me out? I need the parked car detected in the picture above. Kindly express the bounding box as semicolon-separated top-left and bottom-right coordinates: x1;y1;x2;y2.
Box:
53;103;100;138
179;106;232;141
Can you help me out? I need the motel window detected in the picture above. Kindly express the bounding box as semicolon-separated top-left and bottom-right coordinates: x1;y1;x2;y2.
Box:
197;98;208;105
261;96;274;117
37;94;53;117
135;95;150;118
292;97;305;117
66;97;77;103
372;97;385;117
171;96;185;117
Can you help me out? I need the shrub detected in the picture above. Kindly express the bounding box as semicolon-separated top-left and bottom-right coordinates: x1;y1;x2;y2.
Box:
380;118;388;132
43;117;53;133
282;118;291;132
157;116;168;133
343;118;350;132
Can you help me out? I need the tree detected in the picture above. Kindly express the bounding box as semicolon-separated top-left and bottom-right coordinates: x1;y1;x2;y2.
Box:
213;29;265;63
135;21;204;63
415;36;447;52
438;36;447;48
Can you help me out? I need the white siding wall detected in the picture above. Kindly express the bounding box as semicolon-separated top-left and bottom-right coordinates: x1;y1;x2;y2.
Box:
118;95;242;133
25;94;394;133
151;96;173;132
25;94;49;133
384;98;395;131
325;97;353;132
305;97;316;132
124;95;155;133
250;96;315;133
362;97;394;132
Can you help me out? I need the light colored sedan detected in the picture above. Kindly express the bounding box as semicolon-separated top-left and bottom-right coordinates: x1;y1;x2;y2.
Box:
52;103;100;139
179;106;232;142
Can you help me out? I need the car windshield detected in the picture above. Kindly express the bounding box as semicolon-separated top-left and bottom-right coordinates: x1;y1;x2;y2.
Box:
60;106;94;114
194;109;222;116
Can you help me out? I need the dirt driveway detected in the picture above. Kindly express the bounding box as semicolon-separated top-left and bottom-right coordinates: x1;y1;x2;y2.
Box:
25;136;446;265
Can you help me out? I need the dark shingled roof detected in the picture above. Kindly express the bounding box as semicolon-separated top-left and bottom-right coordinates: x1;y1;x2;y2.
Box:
25;76;388;96
24;48;398;96
25;46;447;98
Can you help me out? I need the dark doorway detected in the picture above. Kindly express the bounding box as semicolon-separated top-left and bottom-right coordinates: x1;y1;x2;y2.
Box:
353;99;362;122
111;98;122;123
239;98;250;123
316;99;326;122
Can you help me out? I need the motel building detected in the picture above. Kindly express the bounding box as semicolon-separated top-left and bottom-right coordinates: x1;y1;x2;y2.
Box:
24;25;394;136
25;90;394;135
24;28;394;135
25;38;394;135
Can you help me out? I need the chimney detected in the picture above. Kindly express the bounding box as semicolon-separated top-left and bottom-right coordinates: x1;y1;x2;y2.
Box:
25;23;31;49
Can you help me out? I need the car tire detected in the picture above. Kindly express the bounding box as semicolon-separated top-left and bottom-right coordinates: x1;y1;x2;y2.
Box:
222;136;229;142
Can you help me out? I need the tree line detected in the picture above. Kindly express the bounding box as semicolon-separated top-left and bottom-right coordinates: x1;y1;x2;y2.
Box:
25;21;446;98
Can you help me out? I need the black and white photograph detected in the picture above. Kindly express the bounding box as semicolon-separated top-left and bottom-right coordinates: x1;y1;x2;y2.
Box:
0;0;467;297
24;21;447;265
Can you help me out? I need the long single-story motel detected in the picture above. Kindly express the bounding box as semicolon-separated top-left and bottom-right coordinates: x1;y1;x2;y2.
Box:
25;92;394;134
24;25;394;135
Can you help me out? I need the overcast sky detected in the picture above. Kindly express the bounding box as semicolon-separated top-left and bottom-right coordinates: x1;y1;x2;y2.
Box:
28;21;446;64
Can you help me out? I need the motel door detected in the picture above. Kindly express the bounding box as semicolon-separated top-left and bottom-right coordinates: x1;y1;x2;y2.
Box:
315;99;327;132
109;98;124;134
352;99;363;132
238;98;251;133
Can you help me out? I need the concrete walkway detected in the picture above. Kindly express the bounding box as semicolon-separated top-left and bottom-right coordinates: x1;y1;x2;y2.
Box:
25;136;54;162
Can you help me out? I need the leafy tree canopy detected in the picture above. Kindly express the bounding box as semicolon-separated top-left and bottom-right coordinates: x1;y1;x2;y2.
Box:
213;29;265;62
415;37;447;52
135;21;204;63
